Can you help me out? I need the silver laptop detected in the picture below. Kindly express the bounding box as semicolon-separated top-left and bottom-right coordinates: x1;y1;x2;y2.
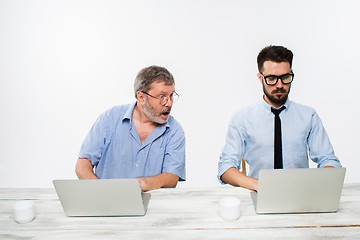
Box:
251;168;346;214
53;179;151;217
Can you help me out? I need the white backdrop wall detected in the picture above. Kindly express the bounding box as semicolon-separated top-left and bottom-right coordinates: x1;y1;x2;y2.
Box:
1;0;359;188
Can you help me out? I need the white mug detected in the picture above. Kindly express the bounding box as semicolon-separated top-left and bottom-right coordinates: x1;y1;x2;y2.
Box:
12;200;36;224
219;197;241;221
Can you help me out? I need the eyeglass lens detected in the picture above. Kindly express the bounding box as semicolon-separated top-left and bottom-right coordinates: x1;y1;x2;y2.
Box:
160;93;179;105
265;74;293;85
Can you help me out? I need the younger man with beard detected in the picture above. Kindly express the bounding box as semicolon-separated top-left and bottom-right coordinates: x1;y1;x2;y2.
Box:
76;66;185;191
218;45;341;191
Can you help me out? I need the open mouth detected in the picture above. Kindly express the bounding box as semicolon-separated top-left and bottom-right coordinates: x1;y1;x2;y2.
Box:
161;111;170;117
161;108;171;117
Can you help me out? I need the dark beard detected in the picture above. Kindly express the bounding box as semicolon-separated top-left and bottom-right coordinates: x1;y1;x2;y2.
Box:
263;84;290;106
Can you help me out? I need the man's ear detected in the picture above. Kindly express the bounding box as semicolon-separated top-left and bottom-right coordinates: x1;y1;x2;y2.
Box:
136;91;145;105
257;73;263;84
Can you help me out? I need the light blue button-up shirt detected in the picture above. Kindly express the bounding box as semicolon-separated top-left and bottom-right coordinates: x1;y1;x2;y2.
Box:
218;99;341;184
79;102;186;181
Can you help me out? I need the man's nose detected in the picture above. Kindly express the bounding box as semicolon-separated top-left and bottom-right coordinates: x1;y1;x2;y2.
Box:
275;78;284;88
164;97;173;107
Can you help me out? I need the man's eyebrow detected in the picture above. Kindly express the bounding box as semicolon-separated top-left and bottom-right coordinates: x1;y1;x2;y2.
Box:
159;90;175;95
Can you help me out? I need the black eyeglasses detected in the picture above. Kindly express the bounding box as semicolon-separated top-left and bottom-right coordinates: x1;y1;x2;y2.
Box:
261;72;294;86
141;91;179;106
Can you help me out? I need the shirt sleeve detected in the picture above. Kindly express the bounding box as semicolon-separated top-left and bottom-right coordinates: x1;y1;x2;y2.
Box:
162;125;186;181
218;114;244;184
78;111;109;167
308;112;342;168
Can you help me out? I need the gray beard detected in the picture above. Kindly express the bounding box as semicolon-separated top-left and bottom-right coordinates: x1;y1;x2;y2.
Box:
143;101;167;125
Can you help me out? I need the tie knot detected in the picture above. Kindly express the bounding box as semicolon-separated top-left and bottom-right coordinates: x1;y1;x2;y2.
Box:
271;106;286;116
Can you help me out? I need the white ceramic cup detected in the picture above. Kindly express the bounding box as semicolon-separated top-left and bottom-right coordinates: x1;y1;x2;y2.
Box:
219;197;241;221
12;200;36;224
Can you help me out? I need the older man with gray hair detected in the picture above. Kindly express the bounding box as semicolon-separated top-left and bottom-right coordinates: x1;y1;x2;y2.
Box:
76;66;185;191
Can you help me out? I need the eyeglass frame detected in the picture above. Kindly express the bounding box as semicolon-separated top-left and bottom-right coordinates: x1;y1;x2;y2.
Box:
260;72;294;86
141;91;179;105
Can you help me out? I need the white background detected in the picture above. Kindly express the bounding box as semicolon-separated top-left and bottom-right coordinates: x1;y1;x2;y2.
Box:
1;0;359;188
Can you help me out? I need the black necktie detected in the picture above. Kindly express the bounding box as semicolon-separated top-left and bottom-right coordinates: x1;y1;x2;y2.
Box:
271;106;286;169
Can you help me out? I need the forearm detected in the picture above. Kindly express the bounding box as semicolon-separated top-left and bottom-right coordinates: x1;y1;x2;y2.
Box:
75;158;98;179
221;167;258;191
137;172;179;191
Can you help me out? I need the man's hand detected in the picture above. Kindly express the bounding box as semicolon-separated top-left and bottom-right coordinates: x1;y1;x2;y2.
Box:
221;167;258;191
137;172;179;191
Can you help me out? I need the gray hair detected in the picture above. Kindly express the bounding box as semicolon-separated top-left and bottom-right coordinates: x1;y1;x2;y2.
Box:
134;65;175;98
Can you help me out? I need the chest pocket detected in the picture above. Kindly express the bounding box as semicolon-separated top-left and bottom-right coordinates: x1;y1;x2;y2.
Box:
137;136;167;176
285;126;309;167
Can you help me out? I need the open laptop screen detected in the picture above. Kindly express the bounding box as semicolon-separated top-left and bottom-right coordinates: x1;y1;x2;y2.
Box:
53;179;150;217
251;168;346;214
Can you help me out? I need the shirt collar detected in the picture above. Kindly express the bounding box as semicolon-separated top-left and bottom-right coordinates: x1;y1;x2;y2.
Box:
261;97;291;112
123;101;137;122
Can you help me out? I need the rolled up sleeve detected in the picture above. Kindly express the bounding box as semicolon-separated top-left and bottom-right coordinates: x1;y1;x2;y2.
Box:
308;112;342;168
78;112;109;167
162;125;186;181
218;115;244;184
